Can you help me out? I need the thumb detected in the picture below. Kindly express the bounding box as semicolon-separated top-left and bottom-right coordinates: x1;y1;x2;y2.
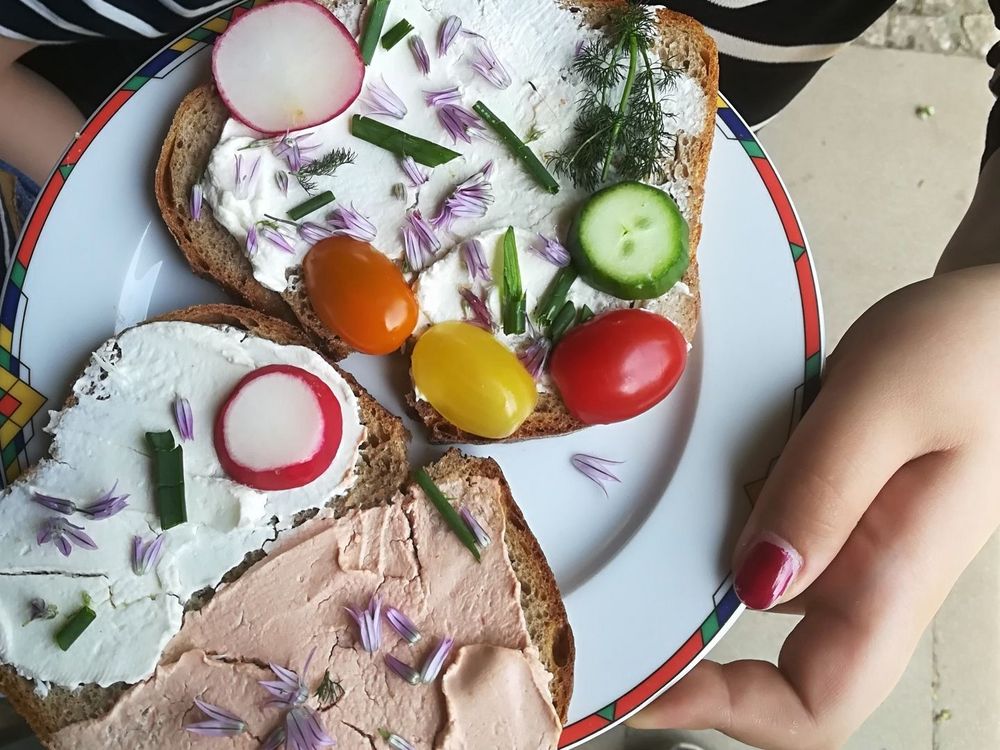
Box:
732;369;916;610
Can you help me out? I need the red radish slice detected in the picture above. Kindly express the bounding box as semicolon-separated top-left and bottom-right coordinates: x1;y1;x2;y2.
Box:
214;364;344;491
212;0;365;134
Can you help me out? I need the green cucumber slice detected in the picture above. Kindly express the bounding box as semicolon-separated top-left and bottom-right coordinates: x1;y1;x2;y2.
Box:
569;181;689;300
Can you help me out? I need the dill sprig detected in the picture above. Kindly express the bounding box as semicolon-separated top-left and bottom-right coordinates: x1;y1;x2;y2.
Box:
315;670;344;707
294;147;356;194
549;1;679;190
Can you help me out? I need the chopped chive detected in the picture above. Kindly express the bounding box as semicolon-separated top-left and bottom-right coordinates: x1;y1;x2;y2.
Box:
472;101;560;194
147;431;186;530
414;469;480;562
287;190;335;221
549;301;577;341
577;304;595;324
381;19;413;50
360;0;391;64
501;227;526;335
56;595;96;651
351;115;460;167
534;266;578;326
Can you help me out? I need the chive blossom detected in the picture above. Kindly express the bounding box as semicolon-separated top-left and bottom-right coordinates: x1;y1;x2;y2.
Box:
437;103;487;144
419;637;454;683
437;15;462;56
460;506;492;549
461;238;491;282
31;492;76;515
131;533;165;576
409;35;430;75
37;517;97;557
189;184;203;221
173;396;194;442
327;203;377;243
385;653;421;685
345;595;383;653
385;606;422;644
24;598;57;626
571;453;625;497
184;698;247;737
362;76;408;120
459;288;494;332
470;39;511;89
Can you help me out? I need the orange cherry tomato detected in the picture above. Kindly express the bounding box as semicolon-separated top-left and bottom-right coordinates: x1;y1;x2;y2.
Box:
303;237;418;355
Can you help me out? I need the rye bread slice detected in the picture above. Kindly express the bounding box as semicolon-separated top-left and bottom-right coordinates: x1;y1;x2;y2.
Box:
155;0;717;443
0;303;409;741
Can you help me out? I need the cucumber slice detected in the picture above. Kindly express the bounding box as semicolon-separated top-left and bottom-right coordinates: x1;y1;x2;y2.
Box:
569;181;689;300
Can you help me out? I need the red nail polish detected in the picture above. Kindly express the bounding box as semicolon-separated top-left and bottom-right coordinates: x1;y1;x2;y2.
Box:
734;538;801;610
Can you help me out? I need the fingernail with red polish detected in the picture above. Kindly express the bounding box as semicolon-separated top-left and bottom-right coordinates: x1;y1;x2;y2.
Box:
734;536;802;610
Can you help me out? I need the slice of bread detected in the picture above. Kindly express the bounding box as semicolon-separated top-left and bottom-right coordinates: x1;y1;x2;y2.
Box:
156;0;718;443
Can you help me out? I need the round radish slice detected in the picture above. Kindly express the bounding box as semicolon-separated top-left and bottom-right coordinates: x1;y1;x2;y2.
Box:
212;0;365;134
214;364;344;491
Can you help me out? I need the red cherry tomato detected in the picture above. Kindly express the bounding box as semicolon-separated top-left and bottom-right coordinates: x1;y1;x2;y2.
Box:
550;309;687;425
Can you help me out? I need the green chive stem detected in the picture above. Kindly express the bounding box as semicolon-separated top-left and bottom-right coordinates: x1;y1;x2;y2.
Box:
56;599;96;651
534;267;578;326
287;191;335;221
413;469;481;562
577;304;595;325
351;116;460;167
501;227;526;335
360;0;391;64
145;430;175;452
381;19;413;49
472;101;560;194
549;301;577;341
146;431;186;530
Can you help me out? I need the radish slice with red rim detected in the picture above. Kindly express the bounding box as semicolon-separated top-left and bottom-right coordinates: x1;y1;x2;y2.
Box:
212;0;365;134
214;364;344;491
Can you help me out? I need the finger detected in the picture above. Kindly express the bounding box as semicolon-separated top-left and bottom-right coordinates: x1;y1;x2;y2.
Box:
731;362;920;609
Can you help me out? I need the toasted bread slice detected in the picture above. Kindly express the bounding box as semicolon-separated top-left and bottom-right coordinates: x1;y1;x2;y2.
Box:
156;1;717;443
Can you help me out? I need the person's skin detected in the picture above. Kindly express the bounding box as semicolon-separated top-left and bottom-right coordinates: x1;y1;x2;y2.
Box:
0;38;84;185
631;150;1000;748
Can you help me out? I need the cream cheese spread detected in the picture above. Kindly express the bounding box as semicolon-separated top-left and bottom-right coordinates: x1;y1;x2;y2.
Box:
0;322;364;690
201;0;706;294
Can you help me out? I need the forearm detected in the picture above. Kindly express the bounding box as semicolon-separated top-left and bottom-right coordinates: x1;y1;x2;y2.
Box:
0;39;83;185
937;138;1000;275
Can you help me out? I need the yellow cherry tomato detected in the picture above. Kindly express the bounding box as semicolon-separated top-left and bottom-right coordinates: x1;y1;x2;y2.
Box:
412;322;537;439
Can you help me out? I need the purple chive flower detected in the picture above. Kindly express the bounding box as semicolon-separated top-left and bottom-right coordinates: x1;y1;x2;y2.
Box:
286;704;335;749
345;595;383;653
327;203;377;243
574;39;587;59
571;453;625;497
438;15;462;56
37;517;97;557
423;86;462;108
461;239;491;282
385;606;421;644
131;534;165;576
379;729;416;750
262;727;286;750
260;650;334;750
400;156;429;187
409;36;430;75
459;288;494;331
174;396;194;442
384;653;421;685
299;221;334;244
437;103;487;144
362;76;408;120
234;153;262;200
275;170;289;196
189;184;203;221
432;163;494;230
419;637;454;683
532;234;571;267
517;333;550;381
402;210;441;271
25;598;58;625
260;649;314;708
246;225;259;257
470;40;512;89
273;132;320;173
31;492;76;515
184;698;247;737
460;506;492;549
260;225;296;254
79;482;129;520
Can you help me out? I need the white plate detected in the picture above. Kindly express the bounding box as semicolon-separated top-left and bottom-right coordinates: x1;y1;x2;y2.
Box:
0;3;822;746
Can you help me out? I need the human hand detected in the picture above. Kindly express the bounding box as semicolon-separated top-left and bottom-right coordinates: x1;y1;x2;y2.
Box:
630;266;1000;749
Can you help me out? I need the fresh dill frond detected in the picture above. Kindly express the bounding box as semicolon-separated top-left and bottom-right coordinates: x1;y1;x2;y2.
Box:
549;1;680;190
294;147;356;194
525;123;546;144
315;670;345;707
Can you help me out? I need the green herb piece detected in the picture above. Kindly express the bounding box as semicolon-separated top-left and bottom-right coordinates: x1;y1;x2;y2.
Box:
577;304;595;324
524;124;545;144
293;148;355;194
351;116;460;167
287;190;335;221
381;19;413;49
316;670;345;707
549;301;577;341
56;594;95;651
146;431;186;530
534;266;578;326
549;1;680;190
472;101;559;194
500;227;526;335
414;468;481;562
360;0;391;64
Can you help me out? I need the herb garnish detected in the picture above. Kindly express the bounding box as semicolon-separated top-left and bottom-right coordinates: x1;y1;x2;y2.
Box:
293;148;356;194
500;227;526;335
549;1;679;189
55;593;96;651
413;468;481;562
315;670;345;707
